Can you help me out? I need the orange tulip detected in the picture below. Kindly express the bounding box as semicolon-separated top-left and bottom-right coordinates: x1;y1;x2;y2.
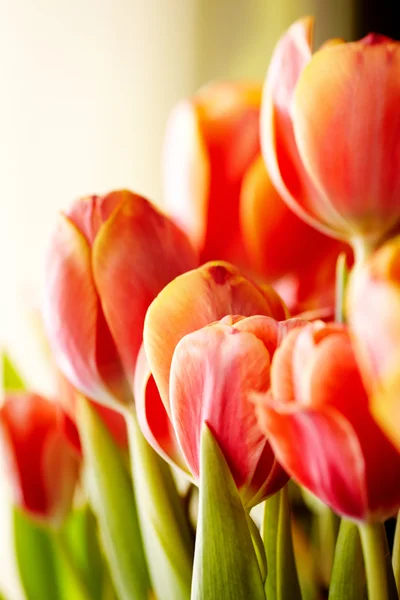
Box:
0;393;81;526
254;322;400;521
163;81;347;292
137;261;295;506
348;236;400;450
43;190;197;409
262;17;400;248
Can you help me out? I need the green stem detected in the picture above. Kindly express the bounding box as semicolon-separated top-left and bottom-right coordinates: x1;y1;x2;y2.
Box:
317;508;340;586
246;513;267;581
126;410;194;600
359;522;389;600
335;252;349;324
53;530;92;600
392;511;400;593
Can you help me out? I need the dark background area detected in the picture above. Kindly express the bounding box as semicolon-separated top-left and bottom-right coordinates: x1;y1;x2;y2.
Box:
357;0;400;38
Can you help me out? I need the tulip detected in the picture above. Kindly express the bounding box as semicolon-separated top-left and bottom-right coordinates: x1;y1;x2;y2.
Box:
262;17;400;250
254;322;400;521
347;235;400;450
163;81;347;296
43;190;197;410
138;261;295;506
0;393;81;526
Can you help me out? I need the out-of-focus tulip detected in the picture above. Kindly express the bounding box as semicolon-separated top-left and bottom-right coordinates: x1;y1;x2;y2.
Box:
0;393;81;526
254;322;400;521
43;190;197;410
163;81;348;297
57;373;128;448
348;236;400;450
138;261;296;506
262;17;400;249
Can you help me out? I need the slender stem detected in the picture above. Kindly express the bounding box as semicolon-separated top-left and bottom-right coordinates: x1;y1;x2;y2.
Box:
335;252;349;324
359;522;389;600
317;507;340;586
246;512;267;581
53;530;92;600
392;511;400;593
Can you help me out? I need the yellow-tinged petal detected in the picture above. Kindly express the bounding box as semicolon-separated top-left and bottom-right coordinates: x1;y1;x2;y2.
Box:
293;37;400;238
144;261;287;413
162;100;210;250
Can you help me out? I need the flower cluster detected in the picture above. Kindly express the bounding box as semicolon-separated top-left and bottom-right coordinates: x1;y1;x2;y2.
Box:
4;15;400;600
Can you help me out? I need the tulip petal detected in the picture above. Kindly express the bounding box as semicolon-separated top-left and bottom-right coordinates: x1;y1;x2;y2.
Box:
240;155;336;279
170;324;271;499
162;100;210;250
144;261;287;412
261;17;339;236
293;38;400;238
134;345;188;474
92;192;198;385
44;215;122;406
255;398;367;520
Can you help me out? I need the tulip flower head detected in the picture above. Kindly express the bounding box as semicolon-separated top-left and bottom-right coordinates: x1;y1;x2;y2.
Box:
348;235;400;451
254;321;400;521
137;261;296;507
0;393;81;526
262;17;400;250
43;190;197;410
163;80;349;312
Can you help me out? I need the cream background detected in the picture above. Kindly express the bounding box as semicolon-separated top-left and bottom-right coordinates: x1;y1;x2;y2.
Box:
0;1;355;597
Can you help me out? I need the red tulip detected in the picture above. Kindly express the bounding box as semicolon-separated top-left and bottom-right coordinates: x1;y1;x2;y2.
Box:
254;322;400;521
43;190;197;409
163;81;347;295
262;17;400;248
348;235;400;450
138;261;296;506
0;393;81;526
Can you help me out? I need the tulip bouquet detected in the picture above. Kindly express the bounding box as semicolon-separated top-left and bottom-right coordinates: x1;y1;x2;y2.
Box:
3;15;400;600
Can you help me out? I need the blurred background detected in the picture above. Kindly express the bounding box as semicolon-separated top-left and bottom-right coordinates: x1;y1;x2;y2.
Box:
0;0;398;597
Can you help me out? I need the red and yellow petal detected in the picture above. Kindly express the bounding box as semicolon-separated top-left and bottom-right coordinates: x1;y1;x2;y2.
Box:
293;38;400;238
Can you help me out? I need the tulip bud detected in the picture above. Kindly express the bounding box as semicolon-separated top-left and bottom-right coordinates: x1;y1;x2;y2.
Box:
0;393;81;526
348;235;400;450
262;17;400;250
163;81;347;306
254;322;400;521
43;190;197;409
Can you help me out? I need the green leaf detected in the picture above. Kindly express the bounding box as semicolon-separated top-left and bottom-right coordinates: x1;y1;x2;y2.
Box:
77;397;151;600
329;520;366;600
2;353;25;391
127;411;194;600
191;424;266;600
262;485;302;600
58;506;107;600
14;508;60;600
